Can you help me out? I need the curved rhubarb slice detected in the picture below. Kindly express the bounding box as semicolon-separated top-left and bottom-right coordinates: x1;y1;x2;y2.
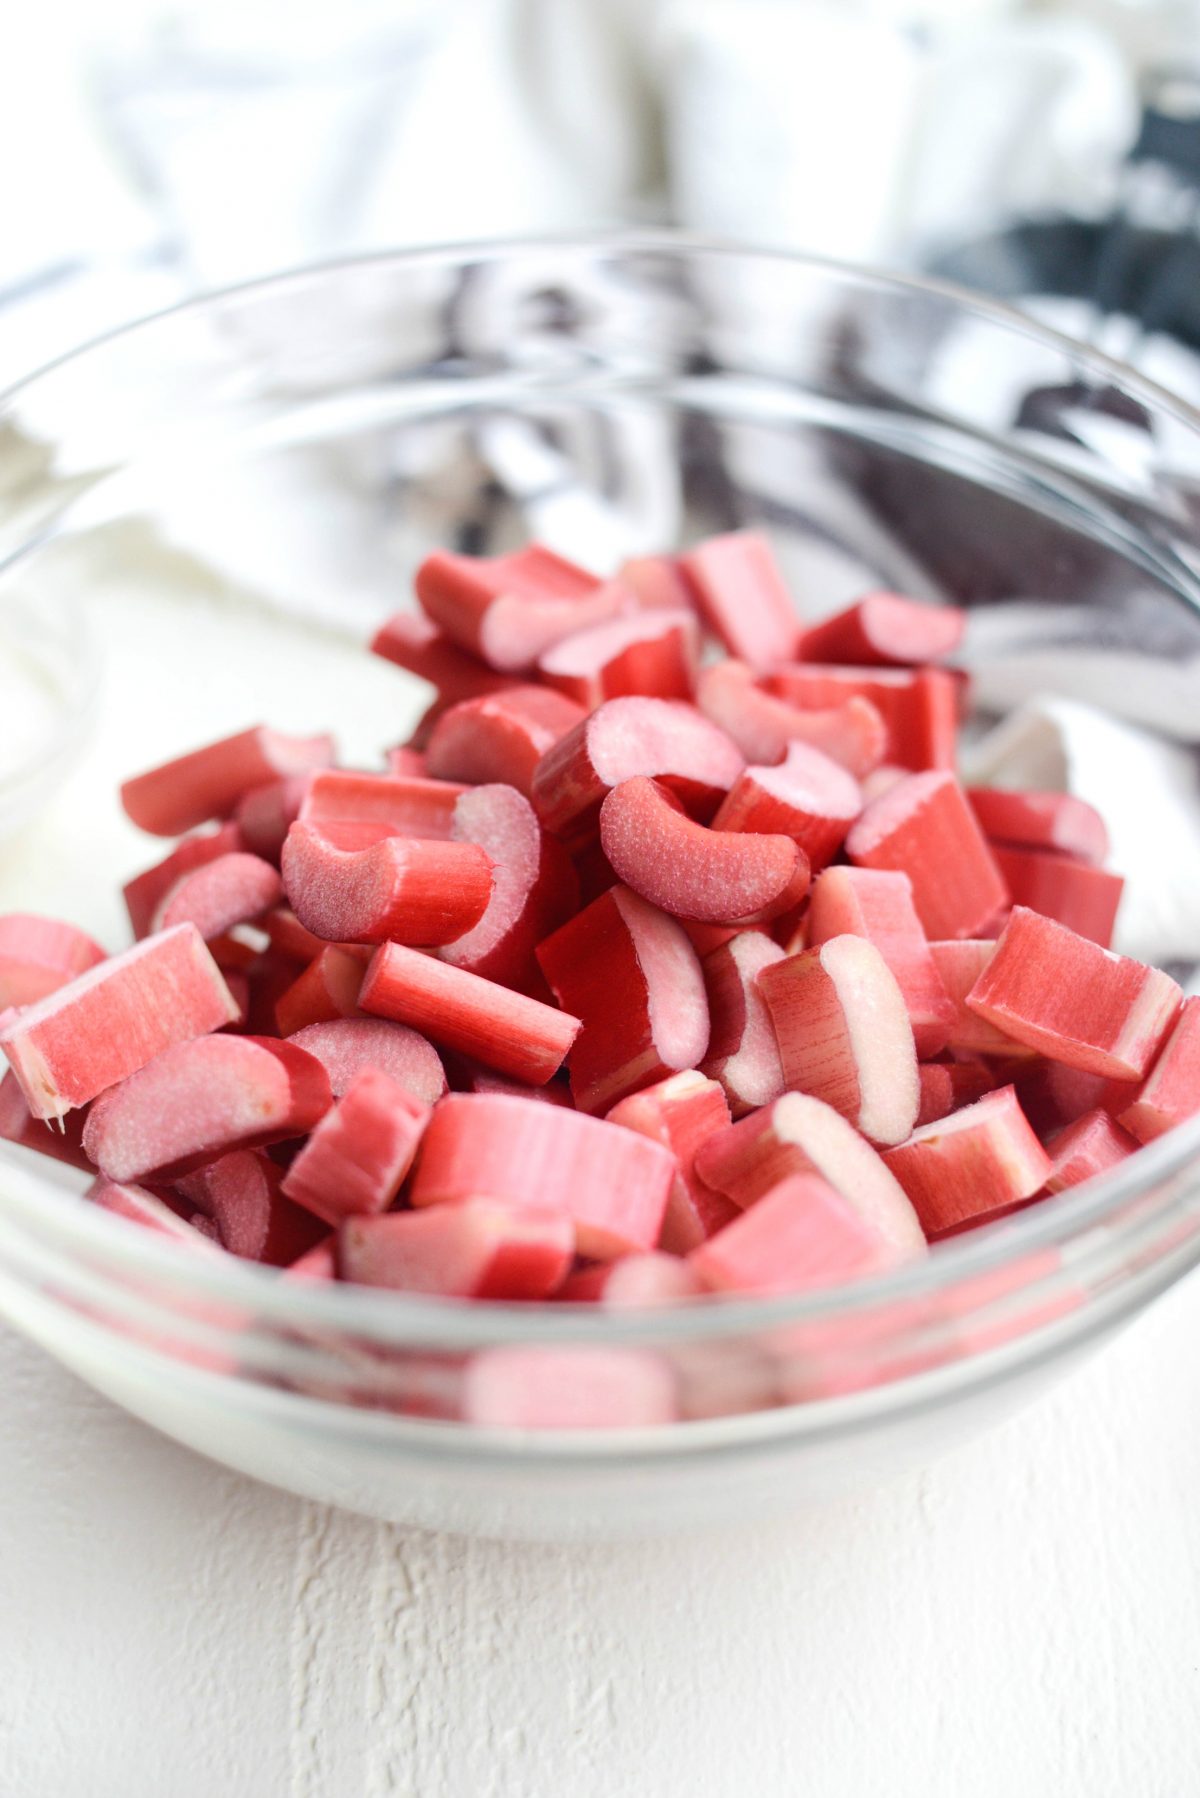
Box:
443;784;578;992
807;867;954;1057
712;741;862;872
536;885;709;1114
694;1092;927;1258
299;769;467;842
699;931;787;1118
758;936;919;1146
966;907;1181;1080
558;1252;705;1305
1045;1109;1138;1193
799;593;965;667
696;661;886;777
690;1174;891;1294
123;824;244;939
90;1178;225;1250
370;610;515;699
606;1070;736;1254
341;1199;572;1299
966;787;1110;865
121;725;334;836
288;1017;446;1103
990;844;1123;948
847;771;1008;940
360;944;579;1086
1118;996;1200;1143
678;532;800;669
82;1034;332;1182
881;1086;1052;1236
411;1092;675;1257
531;696;744;845
463;1345;677;1429
424;686;586;796
274;945;368;1036
414;544;623;671
599;777;810;925
176;1149;327;1265
0;914;106;1008
766;665;957;772
233;776;309;863
281;821;492;947
281;1067;431;1224
538;608;699;709
0;924;239;1121
150;852;283;940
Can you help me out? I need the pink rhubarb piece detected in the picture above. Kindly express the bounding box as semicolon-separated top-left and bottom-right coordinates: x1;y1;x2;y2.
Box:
443;784;578;993
462;1345;677;1429
799;592;965;668
881;1085;1052;1236
807;866;955;1057
233;776;310;863
123;823;244;939
288;1016;446;1103
712;741;863;872
699;930;787;1118
177;1149;327;1265
414;544;624;672
690;1173;891;1294
121;725;333;836
1118;996;1200;1143
424;686;586;797
370;610;515;699
150;851;283;940
606;1070;737;1254
280;820;492;947
966;787;1110;865
340;1199;572;1300
274;946;368;1036
766;664;957;772
300;769;467;841
990;844;1123;949
678;532;800;669
696;660;886;778
282;1066;431;1224
846;770;1009;940
89;1178;225;1250
0;913;106;1008
1045;1109;1138;1193
538;608;699;709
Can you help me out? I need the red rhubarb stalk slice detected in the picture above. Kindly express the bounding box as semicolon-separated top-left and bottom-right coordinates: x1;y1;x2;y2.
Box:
699;930;787;1118
599;776;810;924
280;821;492;947
410;1092;675;1258
807;867;955;1057
1118;996;1200;1143
606;1070;736;1254
696;660;886;777
340;1198;573;1300
121;725;333;837
1045;1109;1138;1192
123;823;244;939
424;686;586;796
274;946;368;1036
799;592;965;667
281;1067;431;1224
414;544;623;672
462;1345;677;1428
678;532;800;668
233;776;310;863
558;1252;705;1305
881;1086;1052;1236
443;784;578;993
82;1035;333;1182
263;907;334;965
690;1174;890;1294
150;851;283;940
360;944;579;1086
0;914;106;1008
711;741;863;872
288;1017;446;1103
965;907;1182;1080
370;610;516;699
0;924;239;1121
846;770;1009;940
966;787;1110;865
757;935;919;1146
176;1149;327;1265
89;1178;225;1250
989;844;1123;949
299;769;467;841
538;608;699;708
536;885;709;1114
0;1071;91;1168
766;664;957;772
926;940;1033;1058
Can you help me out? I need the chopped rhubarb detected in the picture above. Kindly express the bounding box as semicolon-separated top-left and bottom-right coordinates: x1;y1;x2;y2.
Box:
927;940;1032;1058
281;1067;431;1224
414;544;623;672
340;1199;572;1299
700;930;787;1118
1118;997;1200;1143
916;1062;956;1127
606;1070;736;1254
280;821;492;947
1045;1109;1138;1192
462;1345;677;1429
82;1034;332;1181
966;787;1110;865
881;1086;1052;1235
263;907;334;965
274;945;368;1036
758;935;919;1145
385;746;429;778
559;1252;705;1305
123;823;244;938
0;914;106;1008
712;741;863;872
690;1174;889;1294
424;686;586;796
89;1178;224;1250
807;867;955;1056
284;1238;338;1282
846;771;1009;940
966;907;1181;1080
288;1016;446;1103
536;885;709;1114
599;776;810;924
0;924;239;1121
990;844;1123;948
233;776;309;863
538;608;699;708
360;943;580;1086
0;1070;91;1168
696;660;886;777
370;610;515;699
799;592;965;668
678;531;800;668
299;769;466;842
617;554;697;615
410;1092;675;1258
121;725;333;837
443;784;578;993
150;851;283;940
766;665;957;771
176;1149;327;1265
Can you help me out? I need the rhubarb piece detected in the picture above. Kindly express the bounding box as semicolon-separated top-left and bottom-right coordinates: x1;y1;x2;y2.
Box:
712;742;862;872
807;867;955;1057
0;1071;91;1168
1010;1059;1129;1137
606;1070;737;1254
340;1199;572;1299
121;726;334;837
695;1092;927;1258
414;544;624;671
758;936;919;1146
360;944;579;1086
370;610;515;698
443;784;578;992
463;1345;676;1429
82;1035;332;1182
410;1092;674;1257
799;592;965;668
299;769;466;842
0;924;239;1121
966;788;1110;865
966;907;1181;1080
1118;997;1200;1143
678;532;800;668
617;554;697;615
767;665;957;771
881;1086;1052;1235
536;885;709;1114
559;1253;705;1305
990;844;1123;948
233;776;309;863
176;1149;327;1265
926;940;1032;1058
288;1017;446;1103
0;914;106;1008
281;1067;431;1224
699;931;787;1118
424;686;586;796
538;608;699;708
274;946;368;1036
531;697;744;845
150;851;283;940
281;821;492;947
123;823;244;938
846;771;1009;940
696;660;886;777
916;1063;955;1127
89;1178;224;1250
385;747;429;778
1045;1109;1138;1192
284;1238;338;1282
263;908;330;965
600;777;810;925
690;1174;889;1294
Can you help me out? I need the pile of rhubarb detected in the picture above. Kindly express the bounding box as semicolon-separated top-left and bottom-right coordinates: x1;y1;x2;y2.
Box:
2;533;1197;1428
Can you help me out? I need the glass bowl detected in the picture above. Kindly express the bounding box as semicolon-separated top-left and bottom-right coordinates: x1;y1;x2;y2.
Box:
1;233;1199;1542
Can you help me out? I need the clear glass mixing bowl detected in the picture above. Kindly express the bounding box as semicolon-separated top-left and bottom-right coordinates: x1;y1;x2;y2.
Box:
1;234;1199;1541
